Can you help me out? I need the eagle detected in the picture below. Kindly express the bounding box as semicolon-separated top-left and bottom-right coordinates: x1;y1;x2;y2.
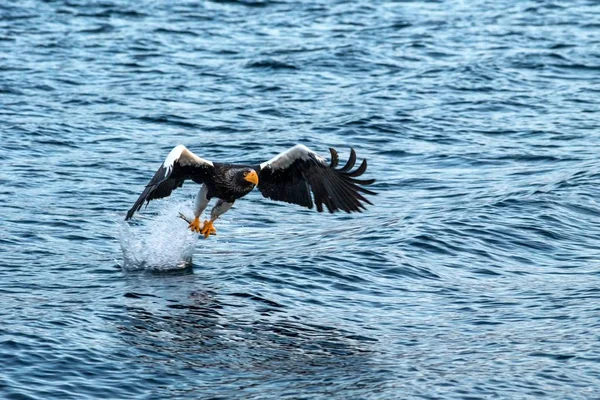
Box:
125;144;376;238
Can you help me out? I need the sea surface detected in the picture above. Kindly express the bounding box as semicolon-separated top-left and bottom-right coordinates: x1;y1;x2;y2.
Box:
2;0;600;398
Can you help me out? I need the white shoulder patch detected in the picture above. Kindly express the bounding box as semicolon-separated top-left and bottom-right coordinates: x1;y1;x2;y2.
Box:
163;145;187;170
260;144;325;170
163;145;213;175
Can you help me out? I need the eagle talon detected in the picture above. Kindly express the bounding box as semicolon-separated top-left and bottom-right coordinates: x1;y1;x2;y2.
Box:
188;217;202;233
200;220;216;238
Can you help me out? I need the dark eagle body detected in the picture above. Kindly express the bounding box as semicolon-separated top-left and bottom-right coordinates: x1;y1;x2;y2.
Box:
126;144;376;237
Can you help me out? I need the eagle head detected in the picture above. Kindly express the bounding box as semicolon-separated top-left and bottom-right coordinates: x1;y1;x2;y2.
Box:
236;168;259;188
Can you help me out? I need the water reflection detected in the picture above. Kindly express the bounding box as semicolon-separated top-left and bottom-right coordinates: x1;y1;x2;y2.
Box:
116;285;380;393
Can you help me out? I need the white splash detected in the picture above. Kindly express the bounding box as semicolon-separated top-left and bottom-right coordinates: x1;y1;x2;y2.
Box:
119;200;198;271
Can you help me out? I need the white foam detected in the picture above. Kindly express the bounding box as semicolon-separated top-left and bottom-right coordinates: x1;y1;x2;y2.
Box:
119;200;198;271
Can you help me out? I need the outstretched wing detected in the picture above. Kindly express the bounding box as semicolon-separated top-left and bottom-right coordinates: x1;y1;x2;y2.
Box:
256;145;376;213
125;145;214;220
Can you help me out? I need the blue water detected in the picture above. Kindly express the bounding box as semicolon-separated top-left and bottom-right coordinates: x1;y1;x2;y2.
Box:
2;0;600;398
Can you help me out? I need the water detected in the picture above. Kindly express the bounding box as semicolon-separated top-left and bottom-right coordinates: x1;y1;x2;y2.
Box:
2;0;600;398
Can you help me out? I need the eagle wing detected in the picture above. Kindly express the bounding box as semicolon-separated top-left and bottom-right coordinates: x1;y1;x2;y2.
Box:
256;145;376;213
125;145;214;220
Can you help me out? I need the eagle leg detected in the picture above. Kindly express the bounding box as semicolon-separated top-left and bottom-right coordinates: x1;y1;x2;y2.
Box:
200;220;216;238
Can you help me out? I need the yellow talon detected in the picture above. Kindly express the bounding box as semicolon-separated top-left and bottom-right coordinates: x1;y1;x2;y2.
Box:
200;220;216;238
188;216;202;233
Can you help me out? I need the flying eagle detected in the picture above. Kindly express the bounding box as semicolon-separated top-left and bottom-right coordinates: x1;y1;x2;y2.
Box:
125;144;376;238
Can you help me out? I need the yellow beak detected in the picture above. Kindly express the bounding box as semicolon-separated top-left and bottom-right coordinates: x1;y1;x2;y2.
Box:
244;170;259;185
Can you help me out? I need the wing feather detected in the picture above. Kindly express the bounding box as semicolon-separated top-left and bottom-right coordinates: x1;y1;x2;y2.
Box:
339;148;356;172
347;159;367;177
125;145;213;220
327;170;357;211
257;145;376;213
329;148;339;168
